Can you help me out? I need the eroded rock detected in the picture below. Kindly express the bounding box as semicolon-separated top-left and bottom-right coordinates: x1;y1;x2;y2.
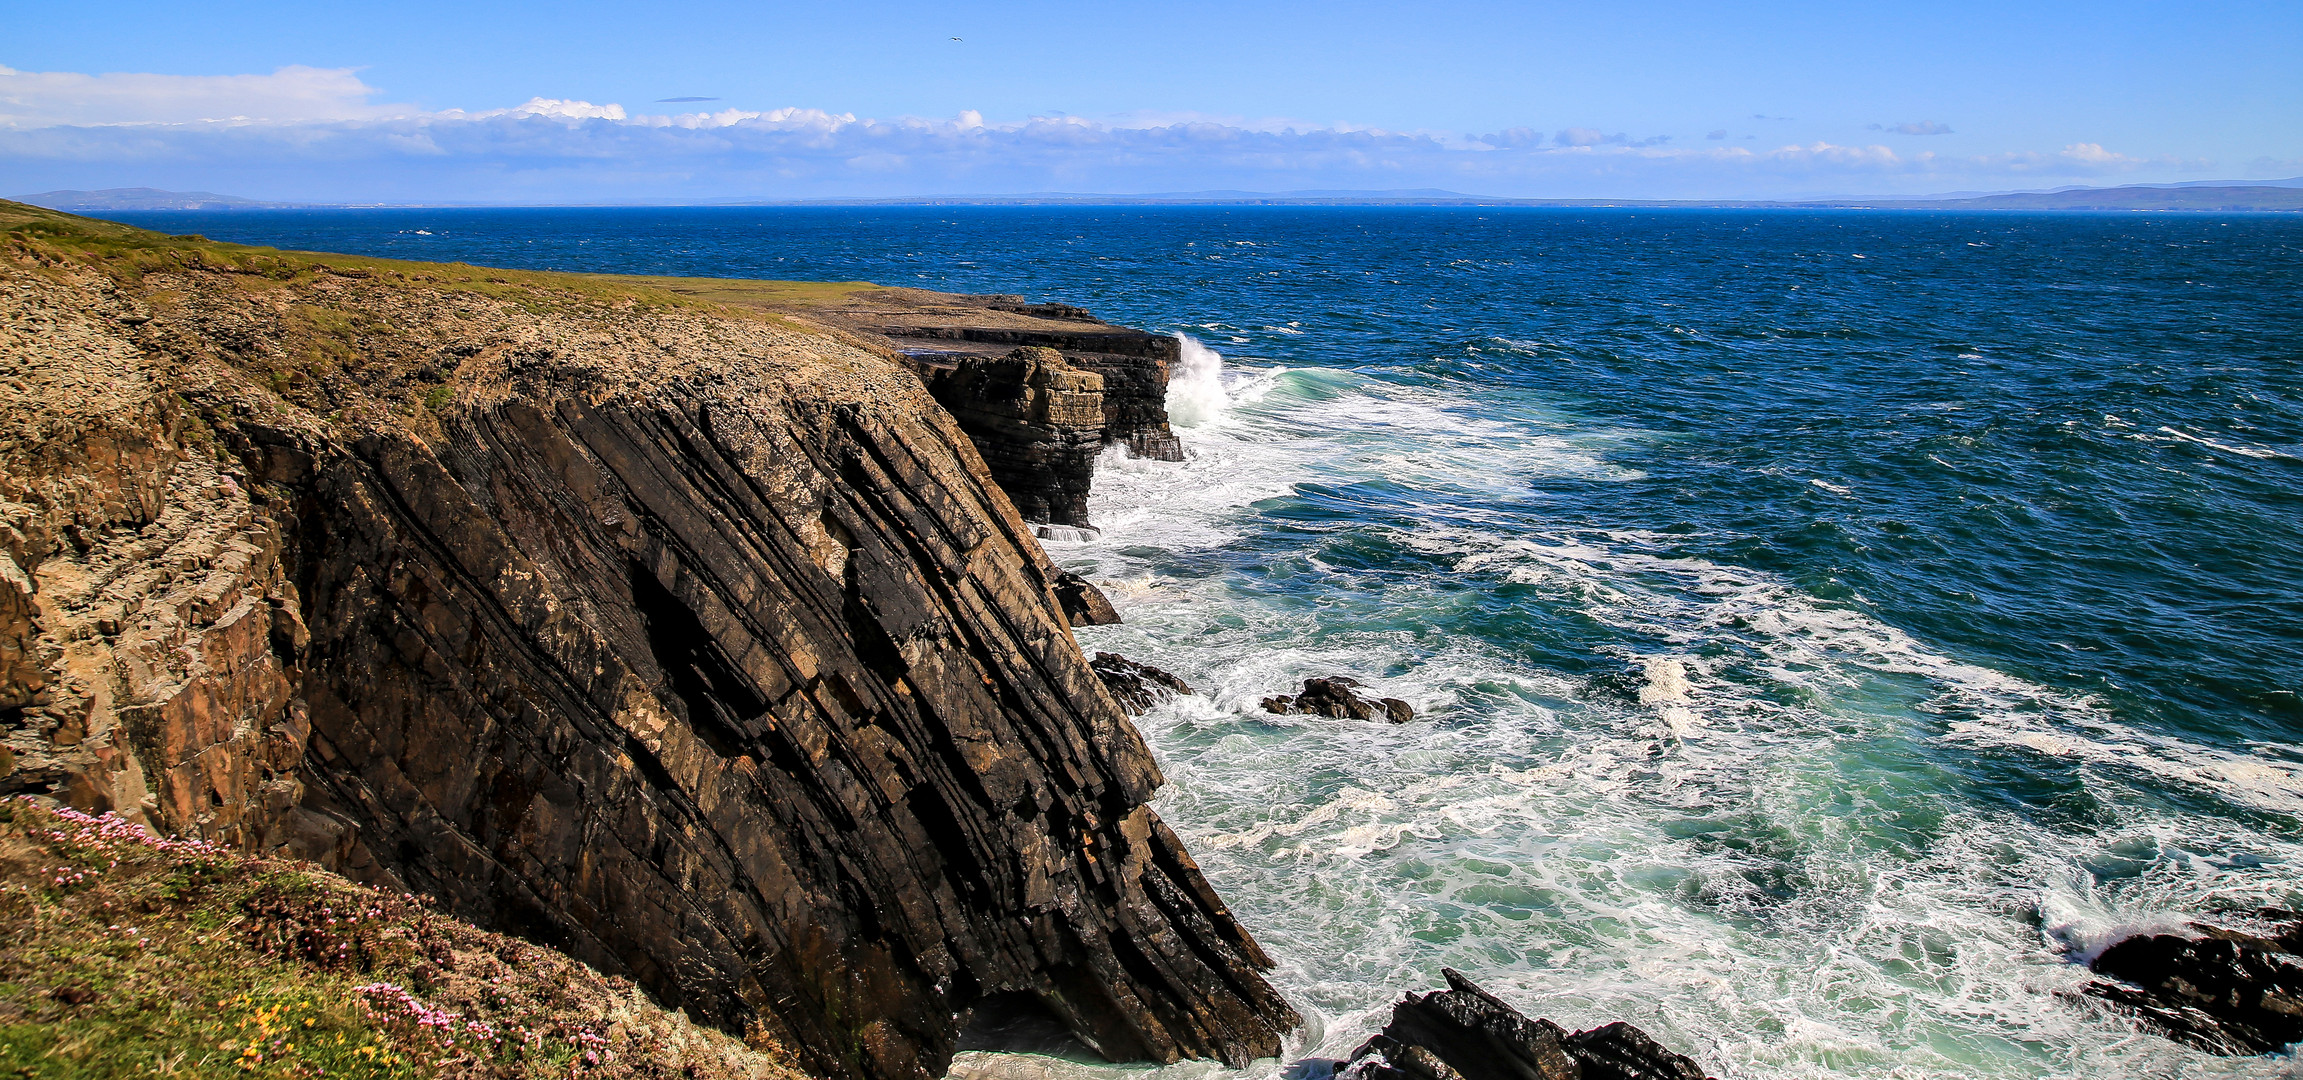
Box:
2080;912;2303;1055
1089;653;1191;715
1052;570;1121;627
1343;969;1708;1080
1261;676;1414;724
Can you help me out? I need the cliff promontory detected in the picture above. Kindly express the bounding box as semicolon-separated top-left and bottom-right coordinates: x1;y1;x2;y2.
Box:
0;203;1294;1080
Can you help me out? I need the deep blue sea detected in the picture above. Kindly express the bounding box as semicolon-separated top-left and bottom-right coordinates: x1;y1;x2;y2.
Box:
117;207;2303;1078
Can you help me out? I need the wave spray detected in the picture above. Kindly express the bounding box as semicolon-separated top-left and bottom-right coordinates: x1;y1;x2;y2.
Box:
1166;334;1230;427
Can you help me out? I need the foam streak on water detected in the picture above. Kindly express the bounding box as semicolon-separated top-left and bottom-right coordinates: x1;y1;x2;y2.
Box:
1053;361;2302;1079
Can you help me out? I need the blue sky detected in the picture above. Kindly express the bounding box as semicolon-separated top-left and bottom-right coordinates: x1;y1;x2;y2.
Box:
3;0;2298;203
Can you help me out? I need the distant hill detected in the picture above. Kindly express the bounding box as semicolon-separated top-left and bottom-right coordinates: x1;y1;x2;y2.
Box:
14;187;297;211
1883;184;2303;211
777;181;2303;211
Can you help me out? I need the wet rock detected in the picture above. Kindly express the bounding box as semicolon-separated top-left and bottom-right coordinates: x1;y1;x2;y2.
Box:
1052;570;1120;627
1090;653;1192;715
2080;913;2303;1055
1260;677;1414;723
1343;969;1708;1080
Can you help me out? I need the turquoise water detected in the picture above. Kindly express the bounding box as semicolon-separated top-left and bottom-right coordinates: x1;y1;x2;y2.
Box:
124;208;2303;1077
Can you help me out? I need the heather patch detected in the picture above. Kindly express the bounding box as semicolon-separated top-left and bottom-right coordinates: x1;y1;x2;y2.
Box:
0;799;800;1080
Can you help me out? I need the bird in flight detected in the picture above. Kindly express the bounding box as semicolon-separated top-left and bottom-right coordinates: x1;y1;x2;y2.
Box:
950;36;962;41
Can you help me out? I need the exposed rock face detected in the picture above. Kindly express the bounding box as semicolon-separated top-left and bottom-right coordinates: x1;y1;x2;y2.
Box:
1089;653;1191;715
925;347;1105;526
1262;676;1414;724
0;205;1295;1080
1343;969;1709;1080
791;290;1187;523
1051;571;1121;628
2079;912;2303;1055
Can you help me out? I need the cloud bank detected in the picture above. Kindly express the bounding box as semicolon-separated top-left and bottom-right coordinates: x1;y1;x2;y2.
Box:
0;65;2213;203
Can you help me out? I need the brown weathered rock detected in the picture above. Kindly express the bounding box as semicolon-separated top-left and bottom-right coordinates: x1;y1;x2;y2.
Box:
1052;570;1121;627
0;203;1296;1080
1344;970;1708;1080
795;290;1187;471
1089;653;1192;715
927;347;1104;526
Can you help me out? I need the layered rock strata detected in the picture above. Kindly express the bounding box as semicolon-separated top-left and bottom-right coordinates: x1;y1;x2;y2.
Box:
0;205;1294;1080
789;290;1186;524
924;347;1105;527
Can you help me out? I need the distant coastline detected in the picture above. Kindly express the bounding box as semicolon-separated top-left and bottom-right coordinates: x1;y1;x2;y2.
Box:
19;178;2303;214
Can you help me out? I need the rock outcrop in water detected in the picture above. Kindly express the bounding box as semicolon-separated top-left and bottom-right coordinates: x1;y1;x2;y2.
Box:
0;203;1294;1080
1340;969;1710;1080
1088;653;1192;715
2078;911;2303;1055
1262;676;1414;724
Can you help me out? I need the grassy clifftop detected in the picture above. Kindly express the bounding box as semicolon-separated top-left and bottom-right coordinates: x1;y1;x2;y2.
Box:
0;798;807;1079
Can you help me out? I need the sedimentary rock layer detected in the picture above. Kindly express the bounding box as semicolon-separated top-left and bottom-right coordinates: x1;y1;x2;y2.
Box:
0;205;1294;1080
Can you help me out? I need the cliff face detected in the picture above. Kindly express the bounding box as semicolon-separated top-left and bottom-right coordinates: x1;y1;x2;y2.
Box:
0;206;1294;1080
783;290;1186;528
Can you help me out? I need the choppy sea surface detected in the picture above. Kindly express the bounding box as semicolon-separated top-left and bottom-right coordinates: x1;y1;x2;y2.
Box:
121;207;2303;1078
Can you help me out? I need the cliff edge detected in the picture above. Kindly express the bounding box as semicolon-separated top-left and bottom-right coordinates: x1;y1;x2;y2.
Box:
0;203;1295;1080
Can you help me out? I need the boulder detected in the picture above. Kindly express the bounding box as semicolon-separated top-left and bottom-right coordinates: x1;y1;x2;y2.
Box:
2079;912;2303;1055
1090;652;1192;715
1052;570;1121;627
1261;676;1414;723
1343;969;1708;1080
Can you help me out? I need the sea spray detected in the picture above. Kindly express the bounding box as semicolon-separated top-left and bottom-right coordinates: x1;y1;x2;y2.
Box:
1167;334;1230;427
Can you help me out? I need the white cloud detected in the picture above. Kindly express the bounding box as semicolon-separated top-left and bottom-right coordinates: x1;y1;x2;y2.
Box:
473;98;627;122
0;64;2228;202
0;64;405;129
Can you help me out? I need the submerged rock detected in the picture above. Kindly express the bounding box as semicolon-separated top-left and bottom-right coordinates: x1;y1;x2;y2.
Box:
1090;652;1192;714
1261;676;1414;724
2079;912;2303;1055
1342;969;1709;1080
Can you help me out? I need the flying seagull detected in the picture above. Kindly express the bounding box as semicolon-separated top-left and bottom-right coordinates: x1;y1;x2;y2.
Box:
950;37;962;41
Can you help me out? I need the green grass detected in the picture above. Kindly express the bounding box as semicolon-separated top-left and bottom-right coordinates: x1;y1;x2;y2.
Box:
0;800;798;1080
0;198;879;320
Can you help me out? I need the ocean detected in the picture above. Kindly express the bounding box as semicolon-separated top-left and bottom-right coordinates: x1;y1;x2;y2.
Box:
115;206;2303;1078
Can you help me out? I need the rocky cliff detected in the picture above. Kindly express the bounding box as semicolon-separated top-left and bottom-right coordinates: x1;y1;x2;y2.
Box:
0;203;1295;1080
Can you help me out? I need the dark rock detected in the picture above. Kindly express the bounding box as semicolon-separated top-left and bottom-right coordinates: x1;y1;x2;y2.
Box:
1052;571;1121;627
1344;969;1708;1080
49;985;98;1006
1;245;1297;1080
928;347;1104;526
1261;677;1415;724
1090;653;1192;715
1565;1022;1710;1080
2080;920;2303;1055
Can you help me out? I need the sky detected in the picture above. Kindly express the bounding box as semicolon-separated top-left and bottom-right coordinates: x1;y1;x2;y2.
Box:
2;0;2298;203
